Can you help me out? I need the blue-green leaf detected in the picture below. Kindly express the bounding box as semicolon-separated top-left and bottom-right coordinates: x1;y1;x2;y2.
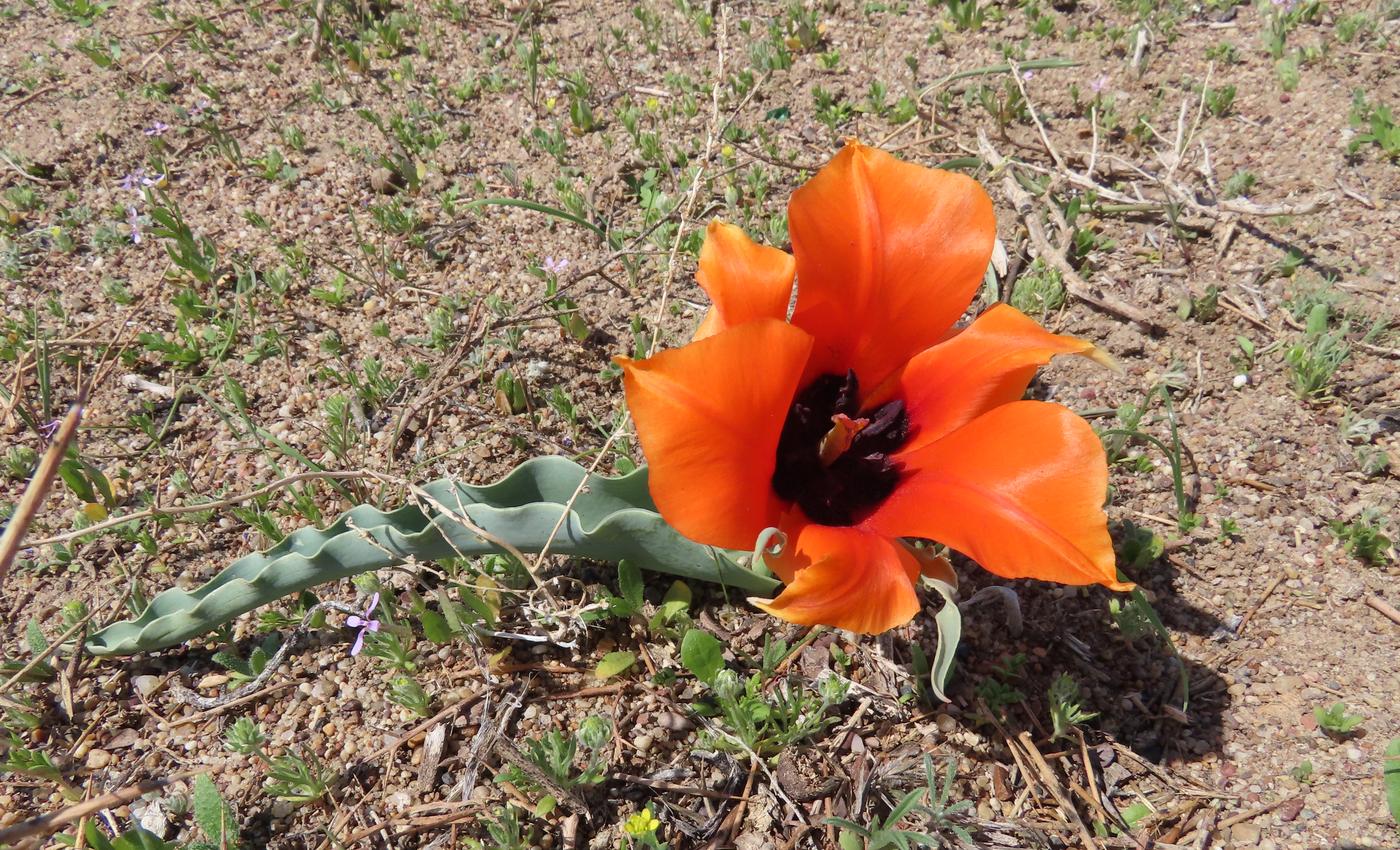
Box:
85;458;778;655
928;578;961;704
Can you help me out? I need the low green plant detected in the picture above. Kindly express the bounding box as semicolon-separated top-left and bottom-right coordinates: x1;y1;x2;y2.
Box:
1177;284;1220;322
2;734;65;785
1048;673;1098;740
1348;90;1399;161
1203;84;1235;117
828;756;974;849
190;773;240;849
3;445;37;480
1010;258;1065;317
143;189;219;284
1314;702;1364;736
497;715;611;795
224;716;330;803
1221;170;1256;200
1291;759;1314;783
464;804;530;850
50;0;109;25
943;0;984;31
680;628;848;755
1335;13;1374;44
65;823;176;850
211;634;280;686
388;675;434;717
1284;305;1351;401
1329;508;1392;566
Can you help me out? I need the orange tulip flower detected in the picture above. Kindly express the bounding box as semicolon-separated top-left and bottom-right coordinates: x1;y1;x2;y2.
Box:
619;141;1130;634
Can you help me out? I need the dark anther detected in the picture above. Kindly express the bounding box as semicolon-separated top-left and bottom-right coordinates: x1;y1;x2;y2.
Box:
771;370;911;526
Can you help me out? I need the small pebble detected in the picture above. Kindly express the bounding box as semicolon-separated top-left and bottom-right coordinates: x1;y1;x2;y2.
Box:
656;711;693;732
197;673;230;690
85;749;113;770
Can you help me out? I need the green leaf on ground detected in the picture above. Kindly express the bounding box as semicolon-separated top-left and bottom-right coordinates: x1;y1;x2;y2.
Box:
594;651;637;680
681;628;723;685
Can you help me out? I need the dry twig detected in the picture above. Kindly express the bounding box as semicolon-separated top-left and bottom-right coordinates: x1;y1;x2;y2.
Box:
978;133;1163;334
0;393;85;590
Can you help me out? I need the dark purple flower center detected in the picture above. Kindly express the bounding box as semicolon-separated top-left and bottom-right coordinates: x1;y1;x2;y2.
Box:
771;370;910;526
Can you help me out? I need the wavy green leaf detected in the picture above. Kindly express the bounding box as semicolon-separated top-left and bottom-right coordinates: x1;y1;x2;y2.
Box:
86;458;776;656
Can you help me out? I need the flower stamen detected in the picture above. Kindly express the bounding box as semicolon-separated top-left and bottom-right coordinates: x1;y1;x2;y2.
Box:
818;413;870;466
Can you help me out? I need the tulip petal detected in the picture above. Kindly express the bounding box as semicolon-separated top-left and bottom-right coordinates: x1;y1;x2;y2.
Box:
866;303;1096;452
693;221;796;341
865;401;1128;590
751;523;922;634
788;141;996;387
619;319;813;550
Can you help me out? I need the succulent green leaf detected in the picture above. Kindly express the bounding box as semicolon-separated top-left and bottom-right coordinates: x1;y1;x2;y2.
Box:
85;458;777;655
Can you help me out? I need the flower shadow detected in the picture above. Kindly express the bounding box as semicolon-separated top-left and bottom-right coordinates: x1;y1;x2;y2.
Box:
907;546;1232;768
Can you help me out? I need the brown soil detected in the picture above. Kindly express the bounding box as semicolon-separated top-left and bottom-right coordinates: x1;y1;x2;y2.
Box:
1;1;1397;849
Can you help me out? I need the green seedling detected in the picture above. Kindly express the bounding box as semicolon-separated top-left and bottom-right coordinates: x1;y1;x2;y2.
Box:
1048;673;1099;740
1314;702;1364;736
1328;508;1392;566
224;717;330;803
1010;258;1065;317
828;756;973;849
497;716;611;801
464;805;530;850
681;627;848;756
1348;90;1400;161
388;675;434;717
211;634;281;686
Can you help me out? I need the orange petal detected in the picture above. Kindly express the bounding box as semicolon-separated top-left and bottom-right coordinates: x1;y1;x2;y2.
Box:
693;221;796;341
788;141;996;388
865;303;1096;453
864;401;1128;590
751;523;921;634
901;541;958;589
619;319;812;550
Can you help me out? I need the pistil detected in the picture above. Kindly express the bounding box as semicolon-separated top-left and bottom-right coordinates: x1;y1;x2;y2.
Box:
818;414;869;467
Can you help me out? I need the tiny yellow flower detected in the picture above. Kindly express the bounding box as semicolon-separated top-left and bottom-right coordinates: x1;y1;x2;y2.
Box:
623;810;660;837
721;144;735;159
82;502;108;522
545;96;557;111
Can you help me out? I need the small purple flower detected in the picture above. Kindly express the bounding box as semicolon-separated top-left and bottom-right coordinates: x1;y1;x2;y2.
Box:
1021;70;1034;81
543;256;569;275
144;121;170;137
346;592;381;656
126;206;143;244
189;99;210;120
1090;74;1109;94
39;419;61;440
119;169;163;192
